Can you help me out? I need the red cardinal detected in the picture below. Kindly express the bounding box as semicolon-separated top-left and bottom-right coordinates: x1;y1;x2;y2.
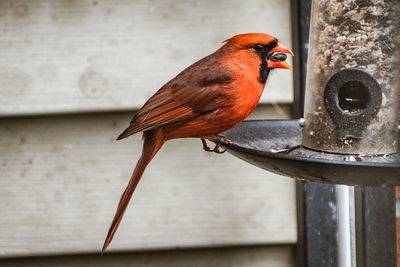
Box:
102;33;293;253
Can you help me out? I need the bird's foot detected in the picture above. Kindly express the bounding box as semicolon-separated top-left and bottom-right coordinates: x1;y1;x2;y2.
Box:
199;135;234;154
201;138;227;154
201;139;212;152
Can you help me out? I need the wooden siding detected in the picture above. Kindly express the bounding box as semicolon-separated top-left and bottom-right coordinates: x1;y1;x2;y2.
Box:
0;106;296;257
0;0;296;260
0;0;293;117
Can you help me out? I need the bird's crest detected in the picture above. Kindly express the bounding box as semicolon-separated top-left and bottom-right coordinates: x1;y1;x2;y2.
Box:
223;33;277;47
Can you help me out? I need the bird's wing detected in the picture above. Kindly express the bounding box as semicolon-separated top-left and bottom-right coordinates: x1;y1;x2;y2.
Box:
117;55;236;140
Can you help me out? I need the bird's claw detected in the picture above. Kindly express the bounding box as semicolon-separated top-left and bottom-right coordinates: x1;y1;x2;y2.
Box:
211;143;228;154
201;138;228;154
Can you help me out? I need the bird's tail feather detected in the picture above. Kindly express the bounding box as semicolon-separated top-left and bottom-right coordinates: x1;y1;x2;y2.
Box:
101;130;164;254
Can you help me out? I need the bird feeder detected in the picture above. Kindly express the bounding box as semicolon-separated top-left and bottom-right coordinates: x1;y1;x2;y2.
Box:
303;0;400;155
220;0;400;186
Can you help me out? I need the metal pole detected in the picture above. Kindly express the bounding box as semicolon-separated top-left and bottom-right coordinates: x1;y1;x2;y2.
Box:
337;185;351;267
355;186;396;267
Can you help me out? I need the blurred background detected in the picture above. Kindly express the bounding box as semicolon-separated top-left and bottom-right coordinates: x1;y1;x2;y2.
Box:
0;0;297;266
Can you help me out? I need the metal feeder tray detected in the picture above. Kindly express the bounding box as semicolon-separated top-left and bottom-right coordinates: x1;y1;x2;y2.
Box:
219;120;400;186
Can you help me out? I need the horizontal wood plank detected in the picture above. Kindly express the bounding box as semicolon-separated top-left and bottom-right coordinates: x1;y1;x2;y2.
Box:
0;105;296;257
0;246;295;267
0;0;293;117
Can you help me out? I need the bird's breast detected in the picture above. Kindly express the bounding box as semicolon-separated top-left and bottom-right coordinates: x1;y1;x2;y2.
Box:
233;78;265;120
221;53;266;118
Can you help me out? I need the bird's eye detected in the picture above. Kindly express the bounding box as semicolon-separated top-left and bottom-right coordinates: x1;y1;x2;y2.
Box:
254;44;264;52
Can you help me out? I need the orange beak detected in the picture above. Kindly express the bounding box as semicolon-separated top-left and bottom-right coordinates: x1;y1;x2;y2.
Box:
267;42;293;70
